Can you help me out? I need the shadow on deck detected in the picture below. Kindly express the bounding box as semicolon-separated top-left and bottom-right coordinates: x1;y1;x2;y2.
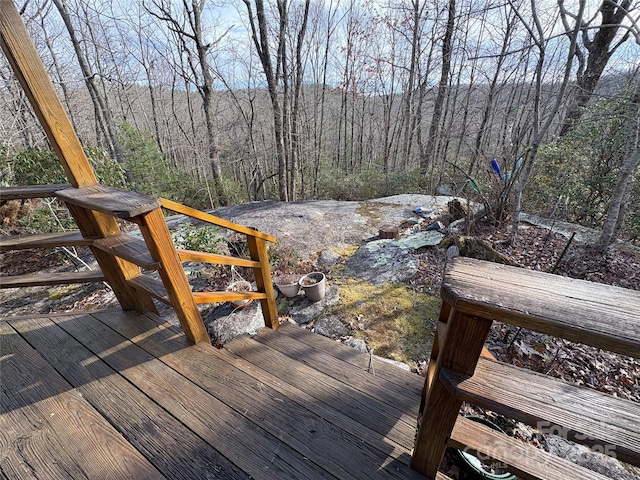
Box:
2;309;429;479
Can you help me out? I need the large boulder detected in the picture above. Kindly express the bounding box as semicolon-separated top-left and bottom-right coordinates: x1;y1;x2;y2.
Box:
345;231;443;285
204;302;265;344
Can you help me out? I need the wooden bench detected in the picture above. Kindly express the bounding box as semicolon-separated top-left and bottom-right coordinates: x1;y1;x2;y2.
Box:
412;257;640;479
56;185;279;340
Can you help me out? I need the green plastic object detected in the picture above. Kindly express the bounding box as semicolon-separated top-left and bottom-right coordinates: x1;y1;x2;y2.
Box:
456;416;517;480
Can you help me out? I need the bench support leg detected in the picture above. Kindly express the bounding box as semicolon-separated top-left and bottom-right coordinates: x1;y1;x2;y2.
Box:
247;236;279;330
136;208;209;344
411;307;492;478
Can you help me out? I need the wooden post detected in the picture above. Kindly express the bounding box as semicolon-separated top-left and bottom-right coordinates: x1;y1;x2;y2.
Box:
419;301;452;416
136;208;209;344
247;236;279;330
411;308;492;478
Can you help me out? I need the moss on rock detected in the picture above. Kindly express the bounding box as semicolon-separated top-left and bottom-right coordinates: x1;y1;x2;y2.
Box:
328;278;440;368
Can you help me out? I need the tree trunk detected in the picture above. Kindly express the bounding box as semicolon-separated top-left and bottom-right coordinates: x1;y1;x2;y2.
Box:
595;90;640;250
52;0;130;181
559;0;632;136
420;0;455;177
145;0;228;205
289;0;311;201
244;0;289;201
401;1;425;169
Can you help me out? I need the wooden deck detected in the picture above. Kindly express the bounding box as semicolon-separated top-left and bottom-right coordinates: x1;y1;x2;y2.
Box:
2;309;432;479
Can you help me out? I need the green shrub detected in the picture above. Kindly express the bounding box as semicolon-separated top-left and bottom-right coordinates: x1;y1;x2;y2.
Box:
119;123;221;209
0;146;125;233
86;147;126;187
171;223;224;253
3;148;67;185
525;93;638;240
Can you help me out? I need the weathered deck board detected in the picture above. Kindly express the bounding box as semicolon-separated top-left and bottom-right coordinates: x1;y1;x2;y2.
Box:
0;322;163;480
225;335;417;449
96;310;422;480
252;325;421;416
276;322;425;394
2;309;433;479
49;312;326;480
8;315;248;480
162;322;414;465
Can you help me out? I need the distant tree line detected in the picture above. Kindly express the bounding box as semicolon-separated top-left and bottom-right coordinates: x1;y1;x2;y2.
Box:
1;0;639;248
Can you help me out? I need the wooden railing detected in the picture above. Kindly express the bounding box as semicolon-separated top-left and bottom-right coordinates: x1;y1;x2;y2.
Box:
412;257;640;480
159;198;278;326
0;184;279;343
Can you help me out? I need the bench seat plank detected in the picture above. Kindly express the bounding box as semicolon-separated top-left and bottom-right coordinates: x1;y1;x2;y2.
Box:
0;184;70;200
442;257;640;358
0;270;105;288
56;185;160;219
449;415;613;480
93;234;159;270
0;231;92;251
442;357;640;467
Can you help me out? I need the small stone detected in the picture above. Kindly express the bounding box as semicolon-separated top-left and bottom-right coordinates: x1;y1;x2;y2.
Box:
317;248;341;266
449;218;465;234
425;221;445;232
446;245;460;260
314;316;348;339
343;337;368;353
435;185;454;196
396;231;444;250
289;285;340;325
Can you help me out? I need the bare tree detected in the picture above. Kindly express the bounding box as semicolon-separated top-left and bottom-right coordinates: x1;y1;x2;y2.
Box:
242;0;311;201
289;1;311;200
559;0;637;136
510;0;585;243
243;0;288;201
596;84;640;250
307;0;339;197
467;8;518;177
420;0;455;178
400;1;427;170
51;0;128;179
145;0;229;205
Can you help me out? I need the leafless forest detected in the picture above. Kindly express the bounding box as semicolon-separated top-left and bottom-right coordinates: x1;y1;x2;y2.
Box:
2;0;639;247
